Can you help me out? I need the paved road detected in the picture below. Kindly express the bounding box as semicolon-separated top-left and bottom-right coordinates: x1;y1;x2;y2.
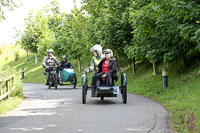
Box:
0;83;169;133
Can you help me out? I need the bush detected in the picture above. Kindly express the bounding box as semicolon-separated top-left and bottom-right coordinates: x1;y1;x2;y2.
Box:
5;55;8;61
1;67;23;98
14;52;19;61
0;48;2;55
11;74;23;98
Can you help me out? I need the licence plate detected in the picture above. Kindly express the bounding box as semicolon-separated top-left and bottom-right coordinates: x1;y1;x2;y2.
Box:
99;87;111;90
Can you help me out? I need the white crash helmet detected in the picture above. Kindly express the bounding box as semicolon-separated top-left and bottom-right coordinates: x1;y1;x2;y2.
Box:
104;49;113;57
90;44;102;55
48;49;54;53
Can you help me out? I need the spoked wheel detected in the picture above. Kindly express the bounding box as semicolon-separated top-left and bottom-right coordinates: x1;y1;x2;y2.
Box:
82;85;87;104
101;97;104;101
54;74;58;90
122;73;127;104
73;73;77;89
82;74;88;104
48;81;51;89
122;86;127;104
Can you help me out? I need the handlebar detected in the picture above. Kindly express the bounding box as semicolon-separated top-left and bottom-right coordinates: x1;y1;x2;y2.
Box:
82;67;89;74
49;66;56;68
120;67;123;74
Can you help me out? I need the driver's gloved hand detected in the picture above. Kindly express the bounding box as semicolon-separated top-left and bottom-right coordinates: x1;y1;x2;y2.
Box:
84;67;89;73
45;66;50;71
56;66;60;71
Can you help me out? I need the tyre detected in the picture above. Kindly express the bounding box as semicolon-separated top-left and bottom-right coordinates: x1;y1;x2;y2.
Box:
120;70;124;94
54;74;58;90
82;74;87;104
48;82;51;89
101;97;104;101
122;86;127;104
82;85;87;104
122;73;127;104
73;73;77;89
48;76;52;89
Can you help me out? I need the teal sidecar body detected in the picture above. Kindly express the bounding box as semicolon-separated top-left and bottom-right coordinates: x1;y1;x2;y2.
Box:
59;69;77;88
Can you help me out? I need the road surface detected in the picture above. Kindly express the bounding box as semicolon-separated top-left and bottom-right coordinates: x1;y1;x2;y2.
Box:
0;83;169;133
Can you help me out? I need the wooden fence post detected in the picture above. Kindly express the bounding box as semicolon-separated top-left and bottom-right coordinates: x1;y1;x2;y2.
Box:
0;75;15;101
12;77;14;87
6;80;10;99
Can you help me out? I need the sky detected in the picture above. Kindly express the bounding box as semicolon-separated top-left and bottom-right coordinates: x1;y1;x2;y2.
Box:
0;0;81;46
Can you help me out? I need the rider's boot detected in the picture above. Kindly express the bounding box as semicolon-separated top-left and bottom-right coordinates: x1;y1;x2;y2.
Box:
45;80;49;85
45;72;50;85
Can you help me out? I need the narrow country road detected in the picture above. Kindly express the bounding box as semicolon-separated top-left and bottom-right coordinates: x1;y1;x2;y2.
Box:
0;83;169;133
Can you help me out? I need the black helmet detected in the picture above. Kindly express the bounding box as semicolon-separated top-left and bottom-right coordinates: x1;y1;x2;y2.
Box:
62;55;67;59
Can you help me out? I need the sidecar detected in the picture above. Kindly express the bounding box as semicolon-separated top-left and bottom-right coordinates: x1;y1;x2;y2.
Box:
59;69;77;89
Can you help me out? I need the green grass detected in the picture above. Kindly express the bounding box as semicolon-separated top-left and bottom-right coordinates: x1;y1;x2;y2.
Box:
0;96;23;114
126;61;200;133
2;45;200;132
0;72;24;115
0;45;24;115
3;54;92;85
1;45;93;85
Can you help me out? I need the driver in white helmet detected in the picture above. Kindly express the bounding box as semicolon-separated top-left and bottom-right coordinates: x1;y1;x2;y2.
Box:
42;49;60;85
89;44;103;72
85;44;103;88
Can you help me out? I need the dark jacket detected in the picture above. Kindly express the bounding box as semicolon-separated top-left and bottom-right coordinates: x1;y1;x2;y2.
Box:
97;58;118;79
60;61;73;69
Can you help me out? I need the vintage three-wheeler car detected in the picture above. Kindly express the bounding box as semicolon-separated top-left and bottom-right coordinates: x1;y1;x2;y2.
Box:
81;67;127;104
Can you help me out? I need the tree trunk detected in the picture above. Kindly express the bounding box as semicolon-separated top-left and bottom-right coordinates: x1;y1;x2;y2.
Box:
183;47;188;66
35;52;38;64
153;62;158;75
26;50;28;62
132;58;136;75
78;58;81;72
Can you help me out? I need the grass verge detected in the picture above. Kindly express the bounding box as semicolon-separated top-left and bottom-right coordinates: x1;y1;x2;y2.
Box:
0;97;23;114
126;60;200;133
0;45;24;115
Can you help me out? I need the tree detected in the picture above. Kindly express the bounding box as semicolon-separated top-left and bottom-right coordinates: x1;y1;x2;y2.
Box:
70;7;88;72
21;10;54;63
127;0;200;74
82;0;133;59
0;0;20;21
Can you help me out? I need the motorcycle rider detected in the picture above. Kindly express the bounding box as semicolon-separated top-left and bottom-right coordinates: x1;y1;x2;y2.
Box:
59;55;73;70
42;49;60;85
